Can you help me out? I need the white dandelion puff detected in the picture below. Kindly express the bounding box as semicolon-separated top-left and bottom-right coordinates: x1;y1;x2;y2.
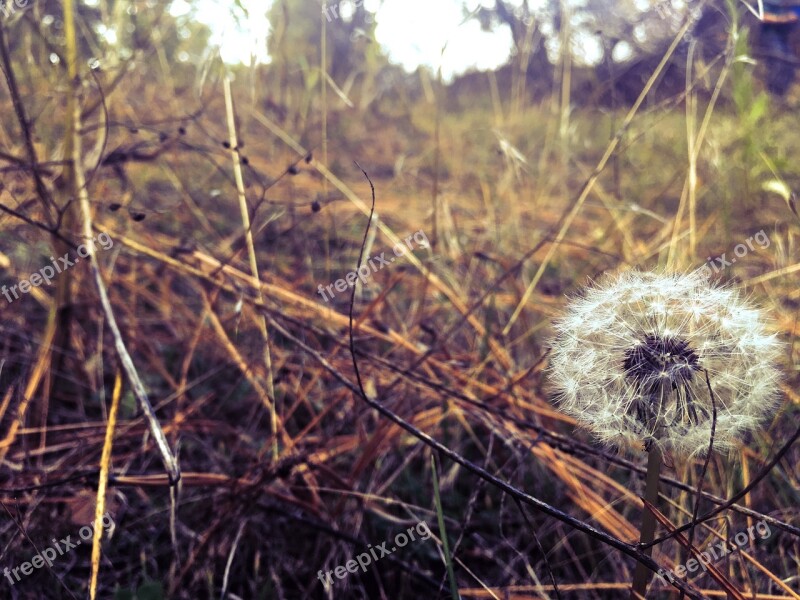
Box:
547;270;783;456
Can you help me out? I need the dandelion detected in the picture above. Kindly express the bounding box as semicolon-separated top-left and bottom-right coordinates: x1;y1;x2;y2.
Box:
548;269;783;598
548;269;782;456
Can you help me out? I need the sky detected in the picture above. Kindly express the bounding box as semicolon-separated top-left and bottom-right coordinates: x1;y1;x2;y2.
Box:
186;0;527;81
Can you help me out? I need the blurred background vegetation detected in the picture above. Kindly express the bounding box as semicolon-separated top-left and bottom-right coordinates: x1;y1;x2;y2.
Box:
0;1;798;598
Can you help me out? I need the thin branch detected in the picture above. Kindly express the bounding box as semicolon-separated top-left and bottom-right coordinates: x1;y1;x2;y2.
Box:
66;37;180;485
0;22;57;226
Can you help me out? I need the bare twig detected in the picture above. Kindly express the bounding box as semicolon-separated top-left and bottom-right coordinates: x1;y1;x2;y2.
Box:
66;30;180;486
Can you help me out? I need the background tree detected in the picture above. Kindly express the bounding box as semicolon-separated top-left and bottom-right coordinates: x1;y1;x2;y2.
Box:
266;0;388;123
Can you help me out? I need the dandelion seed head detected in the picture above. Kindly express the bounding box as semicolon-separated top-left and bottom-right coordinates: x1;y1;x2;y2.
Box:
547;270;783;456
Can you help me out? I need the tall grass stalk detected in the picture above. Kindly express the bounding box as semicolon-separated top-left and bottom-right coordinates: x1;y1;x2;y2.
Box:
432;454;460;600
223;77;280;460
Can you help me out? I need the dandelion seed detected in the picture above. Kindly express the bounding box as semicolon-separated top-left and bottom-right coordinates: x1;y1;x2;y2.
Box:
548;270;782;456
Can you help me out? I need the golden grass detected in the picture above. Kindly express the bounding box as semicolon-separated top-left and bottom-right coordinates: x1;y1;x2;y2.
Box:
0;10;798;598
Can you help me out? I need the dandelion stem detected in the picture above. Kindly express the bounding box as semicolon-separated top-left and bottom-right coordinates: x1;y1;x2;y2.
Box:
630;446;662;599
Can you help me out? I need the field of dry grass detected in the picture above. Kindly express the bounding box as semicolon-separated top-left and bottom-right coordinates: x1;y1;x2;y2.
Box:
0;2;799;599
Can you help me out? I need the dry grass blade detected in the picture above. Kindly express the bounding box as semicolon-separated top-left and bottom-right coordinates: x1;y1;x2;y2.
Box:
642;499;747;600
89;371;121;600
0;316;55;462
223;76;280;460
200;290;291;449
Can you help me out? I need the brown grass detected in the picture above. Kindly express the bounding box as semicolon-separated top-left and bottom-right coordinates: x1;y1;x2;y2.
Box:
0;6;798;600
